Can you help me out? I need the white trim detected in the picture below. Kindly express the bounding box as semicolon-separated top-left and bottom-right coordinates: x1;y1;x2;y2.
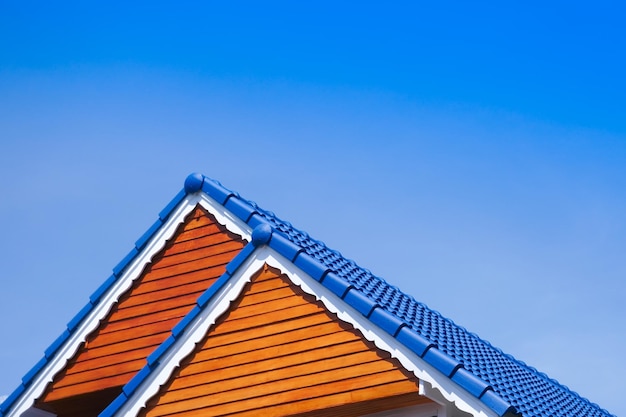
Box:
8;193;251;417
196;193;252;241
115;246;496;417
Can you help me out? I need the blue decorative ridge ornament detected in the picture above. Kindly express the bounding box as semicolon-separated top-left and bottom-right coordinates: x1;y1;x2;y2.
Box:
184;172;204;194
251;223;273;246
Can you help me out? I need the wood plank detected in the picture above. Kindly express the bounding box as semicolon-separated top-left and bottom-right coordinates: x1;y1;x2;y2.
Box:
190;319;350;366
102;304;191;329
108;292;199;322
239;275;290;294
223;293;309;321
168;341;369;392
208;302;327;337
152;237;242;270
146;369;416;417
138;250;238;282
60;345;157;376
185;311;330;352
45;368;138;402
166;223;223;247
78;331;167;361
129;266;222;297
235;285;296;308
182;323;353;376
119;277;216;309
165;348;389;399
239;391;429;417
84;318;173;357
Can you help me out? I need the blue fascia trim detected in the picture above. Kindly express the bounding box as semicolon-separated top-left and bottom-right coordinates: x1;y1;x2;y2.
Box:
268;232;302;261
321;272;353;298
395;327;436;357
146;335;176;368
422;347;464;378
199;242;256;308
158;189;186;221
224;197;258;223
172;305;202;338
480;389;518;417
0;384;25;414
294;252;329;282
369;307;406;337
202;179;234;205
343;288;378;317
90;274;117;303
67;301;95;332
21;356;47;385
44;329;71;359
134;218;164;251
98;391;128;417
112;247;139;277
225;243;256;276
451;368;492;398
122;365;153;397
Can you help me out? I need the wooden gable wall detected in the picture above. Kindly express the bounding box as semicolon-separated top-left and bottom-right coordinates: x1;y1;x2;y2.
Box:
140;265;432;417
36;206;247;417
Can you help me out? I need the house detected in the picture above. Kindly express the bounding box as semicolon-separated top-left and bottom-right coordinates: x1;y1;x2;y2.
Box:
0;173;615;417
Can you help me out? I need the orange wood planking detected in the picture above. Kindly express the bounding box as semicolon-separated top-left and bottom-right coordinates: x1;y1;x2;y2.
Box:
142;265;429;417
39;206;246;408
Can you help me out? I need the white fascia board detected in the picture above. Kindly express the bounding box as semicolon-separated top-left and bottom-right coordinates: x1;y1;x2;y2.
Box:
116;246;496;417
8;192;250;417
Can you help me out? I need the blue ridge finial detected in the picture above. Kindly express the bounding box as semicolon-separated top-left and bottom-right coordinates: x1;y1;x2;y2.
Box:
184;173;204;194
251;223;273;246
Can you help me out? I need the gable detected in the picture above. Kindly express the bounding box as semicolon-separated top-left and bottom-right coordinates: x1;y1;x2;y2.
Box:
36;206;246;416
140;264;430;417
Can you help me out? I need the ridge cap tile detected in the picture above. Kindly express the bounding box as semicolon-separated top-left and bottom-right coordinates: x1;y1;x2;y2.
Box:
134;218;164;251
320;271;353;298
293;251;330;282
369;306;406;337
268;231;302;261
201;177;234;204
158;189;186;221
66;301;95;332
224;196;258;223
343;288;378;317
422;346;464;378
112;247;138;277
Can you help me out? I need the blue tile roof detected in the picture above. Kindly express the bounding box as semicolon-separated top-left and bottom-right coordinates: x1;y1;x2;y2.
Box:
197;173;615;417
1;173;615;417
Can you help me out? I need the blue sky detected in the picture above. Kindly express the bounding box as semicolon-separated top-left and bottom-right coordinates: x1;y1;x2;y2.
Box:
1;2;624;415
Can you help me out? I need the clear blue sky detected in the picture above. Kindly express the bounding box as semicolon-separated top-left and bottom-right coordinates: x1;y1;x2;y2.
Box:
1;2;624;415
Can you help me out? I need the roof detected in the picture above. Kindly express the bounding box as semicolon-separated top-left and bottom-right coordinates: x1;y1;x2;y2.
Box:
0;173;615;417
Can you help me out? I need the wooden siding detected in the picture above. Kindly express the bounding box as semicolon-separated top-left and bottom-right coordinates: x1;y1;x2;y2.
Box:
141;265;430;417
37;206;246;415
